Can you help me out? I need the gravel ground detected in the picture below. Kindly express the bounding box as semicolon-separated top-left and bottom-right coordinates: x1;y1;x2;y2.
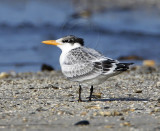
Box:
0;66;160;131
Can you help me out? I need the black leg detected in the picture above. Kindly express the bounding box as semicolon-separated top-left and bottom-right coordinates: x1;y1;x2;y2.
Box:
89;85;93;101
78;85;82;102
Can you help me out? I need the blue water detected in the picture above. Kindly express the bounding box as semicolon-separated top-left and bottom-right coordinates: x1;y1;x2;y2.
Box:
0;0;160;72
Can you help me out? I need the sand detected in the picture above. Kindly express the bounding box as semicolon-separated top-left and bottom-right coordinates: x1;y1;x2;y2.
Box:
0;66;160;131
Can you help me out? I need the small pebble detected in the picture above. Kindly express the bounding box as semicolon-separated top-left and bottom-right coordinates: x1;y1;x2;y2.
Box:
120;122;131;127
150;108;160;113
44;84;59;89
22;117;28;122
85;105;101;109
41;64;54;71
80;112;87;116
158;98;160;103
98;111;123;116
0;72;9;79
135;90;143;93
74;120;90;126
120;117;125;120
143;60;155;67
104;106;110;109
156;82;160;87
104;125;114;128
92;92;102;98
36;107;47;112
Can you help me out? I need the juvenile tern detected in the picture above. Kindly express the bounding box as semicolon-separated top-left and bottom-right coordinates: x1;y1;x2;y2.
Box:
42;35;133;102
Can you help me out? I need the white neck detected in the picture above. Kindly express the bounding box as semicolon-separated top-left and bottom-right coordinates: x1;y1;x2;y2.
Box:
58;43;82;66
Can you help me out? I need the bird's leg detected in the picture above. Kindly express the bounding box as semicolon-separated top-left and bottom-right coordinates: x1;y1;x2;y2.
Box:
78;85;82;102
89;85;93;101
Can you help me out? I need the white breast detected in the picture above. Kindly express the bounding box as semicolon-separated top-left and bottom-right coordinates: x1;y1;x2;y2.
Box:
59;43;81;67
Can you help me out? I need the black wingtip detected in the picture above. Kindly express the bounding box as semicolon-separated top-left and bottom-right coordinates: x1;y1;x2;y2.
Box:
115;62;133;71
129;63;134;65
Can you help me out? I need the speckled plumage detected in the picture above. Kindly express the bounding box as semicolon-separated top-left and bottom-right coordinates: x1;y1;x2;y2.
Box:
61;46;129;85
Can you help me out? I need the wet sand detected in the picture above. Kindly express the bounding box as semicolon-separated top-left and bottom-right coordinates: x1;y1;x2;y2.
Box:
0;66;160;131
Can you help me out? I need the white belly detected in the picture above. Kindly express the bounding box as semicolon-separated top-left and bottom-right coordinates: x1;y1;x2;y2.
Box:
67;72;121;86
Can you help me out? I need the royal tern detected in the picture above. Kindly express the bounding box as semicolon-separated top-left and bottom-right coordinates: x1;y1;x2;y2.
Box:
42;35;133;102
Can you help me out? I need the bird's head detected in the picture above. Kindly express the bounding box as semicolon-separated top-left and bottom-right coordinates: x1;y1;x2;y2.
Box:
42;35;84;52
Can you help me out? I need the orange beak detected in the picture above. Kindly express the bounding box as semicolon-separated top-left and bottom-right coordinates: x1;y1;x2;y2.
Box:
41;40;61;46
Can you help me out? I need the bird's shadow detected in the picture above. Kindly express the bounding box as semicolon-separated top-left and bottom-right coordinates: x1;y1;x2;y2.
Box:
78;97;149;102
93;97;149;102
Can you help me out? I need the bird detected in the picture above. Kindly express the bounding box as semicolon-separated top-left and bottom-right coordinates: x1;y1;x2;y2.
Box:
42;35;133;102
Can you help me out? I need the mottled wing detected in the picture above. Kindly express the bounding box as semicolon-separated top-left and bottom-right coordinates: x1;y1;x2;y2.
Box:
81;47;119;75
61;47;118;81
61;47;100;81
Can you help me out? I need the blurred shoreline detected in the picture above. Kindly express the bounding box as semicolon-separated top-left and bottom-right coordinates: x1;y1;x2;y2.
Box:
0;0;160;72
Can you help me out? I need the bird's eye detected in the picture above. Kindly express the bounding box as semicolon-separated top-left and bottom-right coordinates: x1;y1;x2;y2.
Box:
69;39;73;43
62;39;75;43
62;40;68;43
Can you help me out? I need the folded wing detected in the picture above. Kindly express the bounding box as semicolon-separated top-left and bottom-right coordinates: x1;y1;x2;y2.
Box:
61;47;119;81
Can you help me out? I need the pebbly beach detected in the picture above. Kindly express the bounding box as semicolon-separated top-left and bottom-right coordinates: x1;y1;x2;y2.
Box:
0;65;160;131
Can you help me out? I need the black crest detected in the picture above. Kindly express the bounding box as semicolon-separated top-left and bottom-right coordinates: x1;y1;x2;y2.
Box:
62;35;84;46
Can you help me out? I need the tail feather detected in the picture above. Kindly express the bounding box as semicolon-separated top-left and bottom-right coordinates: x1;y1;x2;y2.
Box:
115;63;133;71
